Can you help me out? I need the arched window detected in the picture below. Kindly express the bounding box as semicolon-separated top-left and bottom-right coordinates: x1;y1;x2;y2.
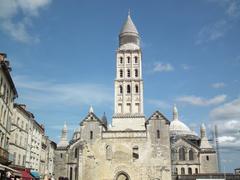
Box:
70;167;73;180
157;130;160;139
90;131;93;139
189;149;194;161
119;57;123;64
127;56;130;63
188;167;192;175
106;145;112;160
179;147;185;161
132;146;139;160
127;85;131;93
127;69;130;77
119;85;123;94
174;168;178;175
75;148;78;158
135;85;139;93
120;69;123;78
135;69;138;77
195;168;198;174
134;56;138;63
206;155;209;161
181;167;185;175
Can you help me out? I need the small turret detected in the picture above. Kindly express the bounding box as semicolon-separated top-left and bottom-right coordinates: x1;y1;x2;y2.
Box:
57;121;69;148
200;123;212;149
173;104;179;121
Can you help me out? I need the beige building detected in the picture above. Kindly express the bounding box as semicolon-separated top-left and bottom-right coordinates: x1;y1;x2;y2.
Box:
170;105;219;175
0;52;18;168
9;104;31;169
54;13;219;180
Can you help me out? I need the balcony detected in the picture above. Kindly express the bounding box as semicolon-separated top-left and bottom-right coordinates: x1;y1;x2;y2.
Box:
0;146;9;164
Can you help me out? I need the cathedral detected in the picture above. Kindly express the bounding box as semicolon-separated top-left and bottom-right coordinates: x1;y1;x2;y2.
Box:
54;14;218;180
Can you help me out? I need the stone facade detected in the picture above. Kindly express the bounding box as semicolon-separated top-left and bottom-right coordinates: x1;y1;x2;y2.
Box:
54;14;219;180
0;53;18;166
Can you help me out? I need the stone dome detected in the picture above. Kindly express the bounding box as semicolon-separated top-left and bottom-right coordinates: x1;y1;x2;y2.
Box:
169;105;197;136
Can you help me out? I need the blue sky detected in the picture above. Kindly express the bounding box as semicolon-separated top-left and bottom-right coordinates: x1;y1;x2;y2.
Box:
0;0;240;172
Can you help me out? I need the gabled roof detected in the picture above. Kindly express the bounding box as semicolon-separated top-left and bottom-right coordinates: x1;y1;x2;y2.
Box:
80;112;107;128
146;110;170;125
173;137;200;151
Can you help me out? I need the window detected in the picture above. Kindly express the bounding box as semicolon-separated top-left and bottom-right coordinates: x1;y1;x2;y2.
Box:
75;148;78;158
119;57;123;64
119;85;123;94
127;69;130;77
120;69;123;78
181;167;185;175
90;131;93;139
70;167;73;180
18;154;21;165
179;147;185;161
195;168;198;174
23;155;26;166
135;69;138;77
206;155;209;161
106;145;112;160
127;85;131;93
189;149;194;160
127;56;130;63
188;168;192;175
13;152;16;164
135;85;138;93
157;130;160;139
132;146;139;160
175;168;178;175
134;56;138;63
60;153;63;158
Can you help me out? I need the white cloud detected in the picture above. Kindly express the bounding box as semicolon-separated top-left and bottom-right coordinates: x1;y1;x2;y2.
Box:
211;82;226;89
13;75;113;108
196;0;240;45
209;97;240;149
196;20;229;45
0;0;52;43
177;94;227;106
153;62;174;72
181;64;191;70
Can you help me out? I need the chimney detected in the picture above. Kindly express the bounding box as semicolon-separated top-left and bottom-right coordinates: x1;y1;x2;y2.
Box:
0;52;7;62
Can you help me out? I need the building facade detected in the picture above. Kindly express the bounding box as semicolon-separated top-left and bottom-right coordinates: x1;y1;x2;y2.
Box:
9;104;31;169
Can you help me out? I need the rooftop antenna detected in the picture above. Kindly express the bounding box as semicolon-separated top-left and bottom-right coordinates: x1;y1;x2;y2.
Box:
214;125;221;172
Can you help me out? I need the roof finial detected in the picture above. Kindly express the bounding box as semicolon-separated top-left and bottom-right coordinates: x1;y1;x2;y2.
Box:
89;105;94;113
173;104;179;121
128;8;131;16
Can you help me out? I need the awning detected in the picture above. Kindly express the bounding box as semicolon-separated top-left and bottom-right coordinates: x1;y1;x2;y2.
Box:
0;163;21;176
22;169;33;180
30;171;40;179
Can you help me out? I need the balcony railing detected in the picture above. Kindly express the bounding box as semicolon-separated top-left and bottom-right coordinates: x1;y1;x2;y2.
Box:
0;146;9;164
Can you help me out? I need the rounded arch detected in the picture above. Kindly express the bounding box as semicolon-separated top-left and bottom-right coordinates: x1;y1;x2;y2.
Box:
179;147;186;161
115;171;130;180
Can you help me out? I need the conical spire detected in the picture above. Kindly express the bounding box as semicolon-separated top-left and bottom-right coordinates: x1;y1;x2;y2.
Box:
173;104;179;121
119;12;140;47
200;123;206;138
200;123;213;149
57;122;69;147
120;13;139;35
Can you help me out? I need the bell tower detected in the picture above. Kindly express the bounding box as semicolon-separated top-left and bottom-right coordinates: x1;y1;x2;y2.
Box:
111;13;145;130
